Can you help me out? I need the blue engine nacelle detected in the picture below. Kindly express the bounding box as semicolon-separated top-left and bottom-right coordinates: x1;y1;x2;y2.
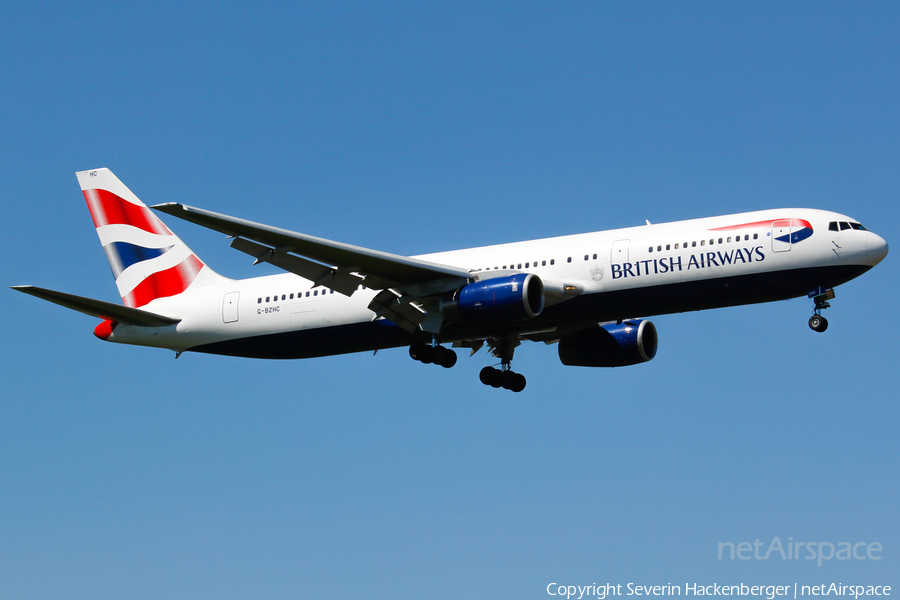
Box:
558;320;658;367
440;273;544;322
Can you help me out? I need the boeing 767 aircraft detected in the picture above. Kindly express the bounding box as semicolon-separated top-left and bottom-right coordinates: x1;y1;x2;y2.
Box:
13;169;889;391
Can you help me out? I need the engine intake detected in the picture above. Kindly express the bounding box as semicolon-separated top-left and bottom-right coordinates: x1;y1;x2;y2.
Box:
440;273;544;322
558;320;658;367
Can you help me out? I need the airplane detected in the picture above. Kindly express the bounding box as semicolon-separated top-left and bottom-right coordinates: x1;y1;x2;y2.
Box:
12;168;889;392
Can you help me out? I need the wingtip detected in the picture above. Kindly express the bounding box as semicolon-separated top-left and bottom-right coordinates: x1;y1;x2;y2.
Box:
150;202;185;213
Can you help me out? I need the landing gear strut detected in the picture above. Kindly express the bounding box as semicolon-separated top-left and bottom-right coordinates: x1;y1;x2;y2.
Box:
808;287;835;333
480;337;527;392
409;341;458;368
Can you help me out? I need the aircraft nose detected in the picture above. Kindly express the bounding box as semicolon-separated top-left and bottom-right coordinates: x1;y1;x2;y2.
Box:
866;232;889;266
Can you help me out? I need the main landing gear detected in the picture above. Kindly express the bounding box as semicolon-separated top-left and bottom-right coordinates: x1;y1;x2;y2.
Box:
808;287;835;333
408;336;528;392
479;366;526;392
409;341;458;368
479;337;527;392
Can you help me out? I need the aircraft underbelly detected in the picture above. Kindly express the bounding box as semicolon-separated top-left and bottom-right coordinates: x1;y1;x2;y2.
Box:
186;263;869;360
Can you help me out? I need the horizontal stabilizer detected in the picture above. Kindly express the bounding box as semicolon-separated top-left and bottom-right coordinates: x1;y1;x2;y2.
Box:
11;285;181;327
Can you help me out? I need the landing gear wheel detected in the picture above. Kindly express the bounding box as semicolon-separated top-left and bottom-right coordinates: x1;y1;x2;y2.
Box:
480;366;502;388
409;342;425;361
809;315;828;333
499;372;526;392
409;341;434;363
483;369;526;392
438;349;458;369
431;345;446;365
509;372;526;393
411;342;456;367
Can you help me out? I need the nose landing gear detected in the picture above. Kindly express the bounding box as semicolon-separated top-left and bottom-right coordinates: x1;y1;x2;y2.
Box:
808;287;835;333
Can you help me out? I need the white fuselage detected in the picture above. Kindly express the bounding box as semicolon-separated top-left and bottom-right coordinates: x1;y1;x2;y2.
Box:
102;208;887;358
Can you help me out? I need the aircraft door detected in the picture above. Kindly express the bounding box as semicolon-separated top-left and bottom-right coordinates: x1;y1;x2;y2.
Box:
611;239;630;264
772;220;792;253
223;291;240;323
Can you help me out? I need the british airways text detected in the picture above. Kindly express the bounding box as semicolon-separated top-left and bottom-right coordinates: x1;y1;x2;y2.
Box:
612;246;766;280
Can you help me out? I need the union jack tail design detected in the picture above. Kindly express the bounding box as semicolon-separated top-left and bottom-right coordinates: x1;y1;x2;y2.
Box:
76;168;227;308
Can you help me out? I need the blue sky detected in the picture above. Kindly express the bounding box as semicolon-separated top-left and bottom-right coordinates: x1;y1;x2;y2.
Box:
2;2;898;599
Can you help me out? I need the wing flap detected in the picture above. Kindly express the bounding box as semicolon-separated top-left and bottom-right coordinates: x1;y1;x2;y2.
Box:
367;289;427;332
11;285;181;327
230;237;364;297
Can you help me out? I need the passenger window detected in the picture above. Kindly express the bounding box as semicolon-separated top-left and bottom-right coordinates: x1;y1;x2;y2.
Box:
584;255;589;261
665;245;670;251
692;241;697;247
700;240;705;246
593;253;597;259
258;298;262;304
718;238;723;244
266;296;270;302
282;294;286;300
648;247;653;253
542;260;546;266
753;234;758;239
567;257;572;263
550;259;555;265
675;243;680;249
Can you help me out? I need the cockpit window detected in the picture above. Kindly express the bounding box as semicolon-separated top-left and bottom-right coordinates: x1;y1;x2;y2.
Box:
829;221;839;231
840;222;851;231
850;222;867;231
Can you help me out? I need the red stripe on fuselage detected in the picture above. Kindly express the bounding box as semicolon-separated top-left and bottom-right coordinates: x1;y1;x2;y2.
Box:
83;188;172;235
122;255;204;307
711;218;812;232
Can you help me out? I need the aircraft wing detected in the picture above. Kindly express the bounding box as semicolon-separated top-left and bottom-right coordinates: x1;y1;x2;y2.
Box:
11;286;181;327
152;203;473;331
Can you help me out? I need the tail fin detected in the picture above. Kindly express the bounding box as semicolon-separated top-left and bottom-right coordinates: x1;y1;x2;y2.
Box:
76;168;228;308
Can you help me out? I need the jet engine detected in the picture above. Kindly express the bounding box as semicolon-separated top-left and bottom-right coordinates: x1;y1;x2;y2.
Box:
440;273;544;322
558;320;658;367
